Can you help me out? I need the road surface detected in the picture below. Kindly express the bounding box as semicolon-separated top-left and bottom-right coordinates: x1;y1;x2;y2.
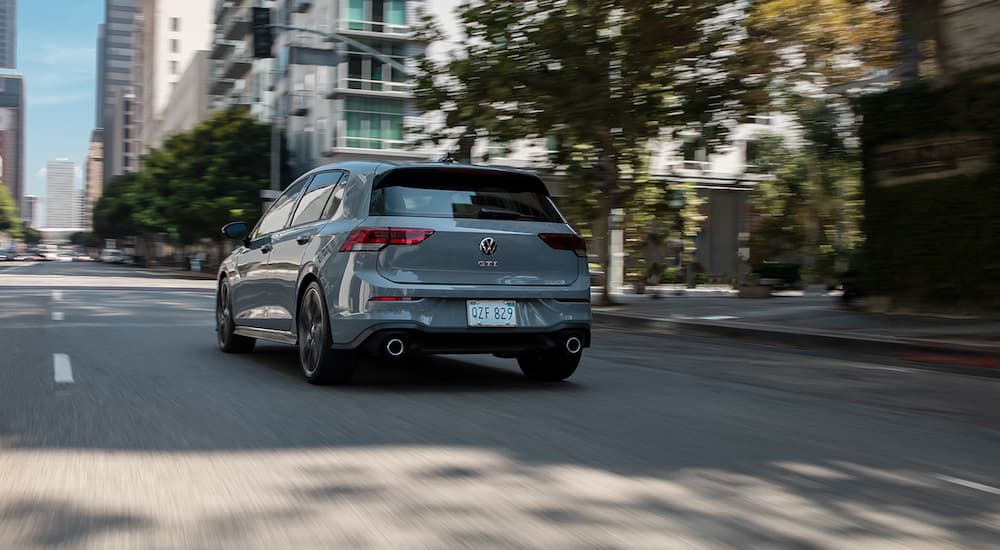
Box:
1;261;999;548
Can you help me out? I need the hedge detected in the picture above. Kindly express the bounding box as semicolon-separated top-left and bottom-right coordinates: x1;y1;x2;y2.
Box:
856;70;1000;310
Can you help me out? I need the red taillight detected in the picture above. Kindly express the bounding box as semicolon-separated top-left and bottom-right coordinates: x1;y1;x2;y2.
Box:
340;227;434;252
368;296;420;302
539;233;587;257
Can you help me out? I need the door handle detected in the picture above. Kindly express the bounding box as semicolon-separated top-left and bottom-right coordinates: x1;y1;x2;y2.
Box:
296;235;312;245
261;243;273;254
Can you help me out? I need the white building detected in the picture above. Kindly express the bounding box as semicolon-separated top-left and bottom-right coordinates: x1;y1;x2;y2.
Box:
136;0;214;153
153;50;211;146
20;193;36;228
45;159;78;230
210;0;429;179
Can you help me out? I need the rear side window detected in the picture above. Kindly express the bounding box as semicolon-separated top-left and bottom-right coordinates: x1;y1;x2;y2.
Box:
289;171;344;227
371;170;563;222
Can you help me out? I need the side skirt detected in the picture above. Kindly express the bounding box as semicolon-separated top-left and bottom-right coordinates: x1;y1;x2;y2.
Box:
234;326;298;345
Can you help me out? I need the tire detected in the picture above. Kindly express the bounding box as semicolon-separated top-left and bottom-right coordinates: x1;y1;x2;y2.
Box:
217;279;255;353
517;350;581;382
297;282;356;385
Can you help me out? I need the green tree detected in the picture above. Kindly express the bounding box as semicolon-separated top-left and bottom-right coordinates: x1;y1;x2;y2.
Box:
0;183;20;234
93;173;146;240
415;1;761;304
94;108;280;250
20;224;41;246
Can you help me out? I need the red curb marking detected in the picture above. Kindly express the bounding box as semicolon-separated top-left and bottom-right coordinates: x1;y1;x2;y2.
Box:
904;353;1000;370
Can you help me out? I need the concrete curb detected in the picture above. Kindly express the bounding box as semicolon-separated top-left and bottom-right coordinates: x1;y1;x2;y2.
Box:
593;311;1000;365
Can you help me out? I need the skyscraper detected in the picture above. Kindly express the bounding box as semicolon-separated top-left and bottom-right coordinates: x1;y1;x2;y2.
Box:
0;0;16;69
100;0;139;182
0;70;24;206
135;0;212;153
45;159;76;229
85;129;104;231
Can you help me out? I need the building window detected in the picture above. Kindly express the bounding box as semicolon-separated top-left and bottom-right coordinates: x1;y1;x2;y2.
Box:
170;39;179;53
348;0;406;32
170;60;179;74
344;97;404;150
170;17;180;32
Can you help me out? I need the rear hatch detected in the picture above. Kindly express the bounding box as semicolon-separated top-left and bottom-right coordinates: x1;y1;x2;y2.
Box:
358;166;584;286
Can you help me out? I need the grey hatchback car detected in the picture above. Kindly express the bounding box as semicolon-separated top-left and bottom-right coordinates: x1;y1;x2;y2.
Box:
216;161;591;384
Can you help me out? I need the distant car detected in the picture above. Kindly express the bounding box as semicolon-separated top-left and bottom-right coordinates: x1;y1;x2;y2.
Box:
100;249;126;264
0;251;8;261
73;253;94;262
217;161;592;385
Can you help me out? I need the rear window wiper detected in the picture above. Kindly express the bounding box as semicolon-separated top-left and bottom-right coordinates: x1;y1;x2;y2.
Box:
476;207;538;220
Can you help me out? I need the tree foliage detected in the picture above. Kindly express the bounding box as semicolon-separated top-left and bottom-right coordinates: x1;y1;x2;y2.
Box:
93;108;277;246
0;183;20;233
415;0;763;302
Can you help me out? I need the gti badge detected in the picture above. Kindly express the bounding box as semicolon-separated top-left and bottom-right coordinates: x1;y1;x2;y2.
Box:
479;237;497;256
478;260;499;268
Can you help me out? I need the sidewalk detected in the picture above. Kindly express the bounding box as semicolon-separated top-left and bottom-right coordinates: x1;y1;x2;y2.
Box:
592;286;1000;370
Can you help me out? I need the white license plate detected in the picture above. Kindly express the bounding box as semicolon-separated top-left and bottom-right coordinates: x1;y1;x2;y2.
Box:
467;300;517;327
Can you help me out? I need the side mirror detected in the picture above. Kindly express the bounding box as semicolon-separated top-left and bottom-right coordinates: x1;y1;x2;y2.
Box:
221;222;249;241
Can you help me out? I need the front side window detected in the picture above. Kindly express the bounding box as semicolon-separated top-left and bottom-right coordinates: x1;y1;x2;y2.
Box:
254;177;311;238
289;171;344;227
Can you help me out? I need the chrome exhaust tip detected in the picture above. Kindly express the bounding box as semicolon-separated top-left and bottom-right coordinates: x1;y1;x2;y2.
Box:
565;336;582;355
385;337;406;358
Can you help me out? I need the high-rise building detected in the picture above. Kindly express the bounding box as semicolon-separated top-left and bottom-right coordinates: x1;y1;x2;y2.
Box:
153;50;210;147
85;129;104;230
20;193;35;228
108;91;139;177
210;0;428;178
0;70;24;206
0;0;16;69
135;0;213;153
45;159;77;229
74;188;87;229
100;0;139;183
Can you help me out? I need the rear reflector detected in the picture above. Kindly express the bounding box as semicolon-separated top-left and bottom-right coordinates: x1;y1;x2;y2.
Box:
340;227;434;252
368;296;420;302
538;233;587;257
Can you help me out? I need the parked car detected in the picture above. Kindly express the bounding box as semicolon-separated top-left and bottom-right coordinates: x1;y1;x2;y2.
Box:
216;161;592;385
99;249;127;264
73;252;95;262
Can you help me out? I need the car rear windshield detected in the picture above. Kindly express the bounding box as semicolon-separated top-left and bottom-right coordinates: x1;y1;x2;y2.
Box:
371;169;563;222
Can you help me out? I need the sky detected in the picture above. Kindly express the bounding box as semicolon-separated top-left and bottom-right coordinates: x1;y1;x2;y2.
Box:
12;0;461;225
19;0;103;209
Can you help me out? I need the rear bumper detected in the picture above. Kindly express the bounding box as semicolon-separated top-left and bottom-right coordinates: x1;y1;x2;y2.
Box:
336;321;591;355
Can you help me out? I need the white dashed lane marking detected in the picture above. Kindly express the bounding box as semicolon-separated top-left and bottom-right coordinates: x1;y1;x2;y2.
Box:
935;475;1000;496
52;290;63;300
51;311;64;321
53;354;74;384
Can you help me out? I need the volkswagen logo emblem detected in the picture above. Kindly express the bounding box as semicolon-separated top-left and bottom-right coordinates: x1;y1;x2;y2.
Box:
480;237;497;256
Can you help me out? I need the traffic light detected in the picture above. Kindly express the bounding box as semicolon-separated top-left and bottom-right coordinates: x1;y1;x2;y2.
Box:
251;7;273;59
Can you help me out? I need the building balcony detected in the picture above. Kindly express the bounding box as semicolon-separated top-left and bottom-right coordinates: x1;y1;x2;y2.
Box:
324;136;428;159
214;0;237;25
210;38;237;60
294;0;313;13
336;20;414;42
290;92;311;117
222;45;253;79
209;76;237;96
325;79;414;100
222;8;251;41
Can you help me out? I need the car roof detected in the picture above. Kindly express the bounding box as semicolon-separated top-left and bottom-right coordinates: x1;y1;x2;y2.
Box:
300;160;540;179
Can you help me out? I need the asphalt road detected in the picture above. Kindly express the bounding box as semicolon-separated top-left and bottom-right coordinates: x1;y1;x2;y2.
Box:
2;261;999;549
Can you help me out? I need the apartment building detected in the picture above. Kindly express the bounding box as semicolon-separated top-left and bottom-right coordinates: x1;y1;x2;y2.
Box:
211;0;428;178
135;0;214;151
